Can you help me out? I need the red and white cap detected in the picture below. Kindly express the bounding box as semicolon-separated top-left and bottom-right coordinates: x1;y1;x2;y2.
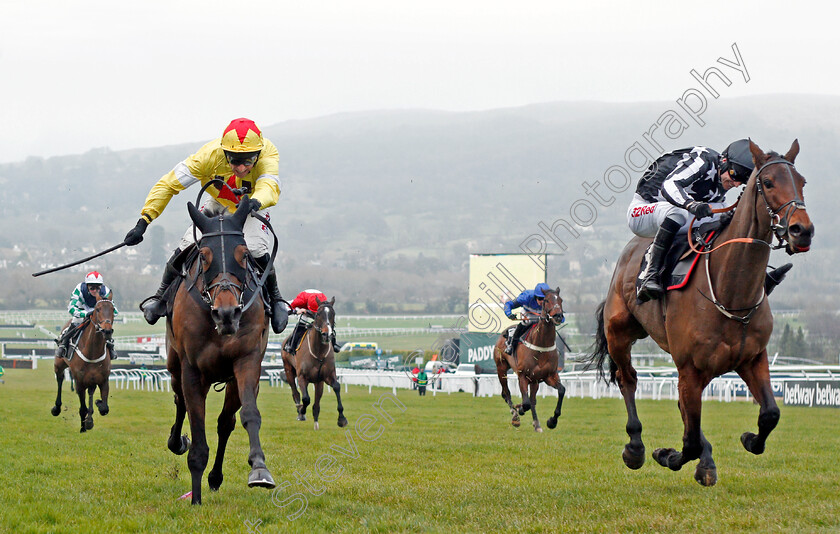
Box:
84;271;104;285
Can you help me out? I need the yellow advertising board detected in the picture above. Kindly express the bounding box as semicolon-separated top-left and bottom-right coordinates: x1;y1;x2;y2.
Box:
468;254;547;333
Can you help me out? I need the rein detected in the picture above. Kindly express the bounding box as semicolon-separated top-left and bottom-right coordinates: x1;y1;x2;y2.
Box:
76;301;113;363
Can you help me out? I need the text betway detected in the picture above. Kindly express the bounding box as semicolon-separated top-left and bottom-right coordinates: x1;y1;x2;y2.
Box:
783;381;840;408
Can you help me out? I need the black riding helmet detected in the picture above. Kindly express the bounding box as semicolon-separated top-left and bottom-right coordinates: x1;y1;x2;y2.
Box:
720;139;754;183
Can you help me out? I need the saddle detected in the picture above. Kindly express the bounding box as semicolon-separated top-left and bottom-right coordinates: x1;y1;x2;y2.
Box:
636;220;723;295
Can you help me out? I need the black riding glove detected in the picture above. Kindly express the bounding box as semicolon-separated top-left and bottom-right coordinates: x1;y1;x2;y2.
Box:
685;201;713;219
124;218;149;246
241;198;262;213
506;314;517;321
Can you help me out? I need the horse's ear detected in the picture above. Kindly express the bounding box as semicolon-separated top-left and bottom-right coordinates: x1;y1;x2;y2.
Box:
187;202;211;232
232;195;251;228
784;139;800;164
315;296;324;306
329;296;335;305
555;287;560;295
748;138;767;168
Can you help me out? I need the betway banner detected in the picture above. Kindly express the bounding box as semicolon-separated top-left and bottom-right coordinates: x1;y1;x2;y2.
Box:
783;380;840;408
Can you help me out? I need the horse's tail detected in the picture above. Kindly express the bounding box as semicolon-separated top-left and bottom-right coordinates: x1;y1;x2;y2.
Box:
583;299;617;385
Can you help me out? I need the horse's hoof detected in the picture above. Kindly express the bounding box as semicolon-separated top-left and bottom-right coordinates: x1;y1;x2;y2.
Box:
622;444;646;470
337;416;348;428
314;421;320;431
84;419;94;431
208;470;223;491
297;414;306;421
546;416;558;429
518;406;529;416
534;426;543;433
248;467;276;489
694;466;718;486
80;427;86;433
51;405;61;417
740;432;765;455
652;448;682;471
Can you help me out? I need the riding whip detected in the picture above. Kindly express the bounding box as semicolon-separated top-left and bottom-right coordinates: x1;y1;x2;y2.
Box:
31;242;127;277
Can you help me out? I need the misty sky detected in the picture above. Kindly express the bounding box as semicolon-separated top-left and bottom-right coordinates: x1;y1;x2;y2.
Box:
1;0;837;164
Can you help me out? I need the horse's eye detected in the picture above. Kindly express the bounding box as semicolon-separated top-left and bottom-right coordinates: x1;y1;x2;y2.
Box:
762;179;774;189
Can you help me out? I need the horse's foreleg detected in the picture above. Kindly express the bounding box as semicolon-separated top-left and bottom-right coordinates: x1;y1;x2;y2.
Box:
331;377;348;428
528;381;542;432
208;382;241;492
652;369;716;486
95;380;110;416
234;358;275;491
606;315;646;470
297;376;310;420
167;366;190;456
182;367;211;505
495;354;519;426
312;382;324;430
51;361;67;416
517;372;531;416
285;365;302;416
545;373;566;430
736;349;779;456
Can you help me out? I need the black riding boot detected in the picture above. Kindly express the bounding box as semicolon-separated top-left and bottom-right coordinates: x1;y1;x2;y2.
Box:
55;326;73;361
255;254;289;334
141;249;180;325
637;218;680;303
107;339;118;360
285;322;305;355
765;263;793;296
507;322;530;355
331;332;342;353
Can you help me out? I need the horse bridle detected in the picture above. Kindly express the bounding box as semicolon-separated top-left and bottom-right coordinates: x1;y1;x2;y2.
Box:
196;227;247;313
754;158;806;248
540;292;565;325
305;304;335;361
90;300;115;335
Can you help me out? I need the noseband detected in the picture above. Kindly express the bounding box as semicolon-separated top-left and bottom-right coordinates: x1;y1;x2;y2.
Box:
197;226;247;312
91;300;114;335
754;158;806;248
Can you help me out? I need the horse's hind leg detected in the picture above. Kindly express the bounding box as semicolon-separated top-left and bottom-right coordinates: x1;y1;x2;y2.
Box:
528;381;542;432
495;351;519;427
52;360;67;416
517;372;531;416
736;349;779;456
208;381;241;492
605;303;646;470
312;382;324;431
652;368;716;486
95;380;110;416
77;386;93;433
285;364;302;417
545;373;566;430
331;377;348;428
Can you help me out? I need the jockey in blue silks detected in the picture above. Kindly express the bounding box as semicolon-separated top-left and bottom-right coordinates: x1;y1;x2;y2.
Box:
503;282;552;355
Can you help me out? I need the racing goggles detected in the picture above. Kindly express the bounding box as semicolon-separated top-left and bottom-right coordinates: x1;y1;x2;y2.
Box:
224;150;260;167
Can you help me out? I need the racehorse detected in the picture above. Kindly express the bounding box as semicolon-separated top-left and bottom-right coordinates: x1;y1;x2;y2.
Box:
51;298;115;433
281;297;348;430
585;140;813;485
493;287;566;431
165;196;275;505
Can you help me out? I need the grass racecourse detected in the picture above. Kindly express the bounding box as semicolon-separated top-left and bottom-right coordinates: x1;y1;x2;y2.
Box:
1;365;839;533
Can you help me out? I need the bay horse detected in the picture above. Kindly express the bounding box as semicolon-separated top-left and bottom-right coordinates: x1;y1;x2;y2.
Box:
585;140;813;485
493;287;566;431
281;297;348;430
51;298;115;433
165;196;275;505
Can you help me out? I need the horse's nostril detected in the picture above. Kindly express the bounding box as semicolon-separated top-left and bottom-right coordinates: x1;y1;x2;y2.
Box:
789;224;803;237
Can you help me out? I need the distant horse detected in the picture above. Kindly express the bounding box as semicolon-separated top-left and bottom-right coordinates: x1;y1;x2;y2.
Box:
281;296;348;430
493;287;566;431
585;140;813;485
165;195;275;505
51;298;115;432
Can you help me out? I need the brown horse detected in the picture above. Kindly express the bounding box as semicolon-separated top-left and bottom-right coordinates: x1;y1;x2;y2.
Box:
585;140;813;485
493;287;566;432
281;296;348;430
51;298;115;432
165;197;275;505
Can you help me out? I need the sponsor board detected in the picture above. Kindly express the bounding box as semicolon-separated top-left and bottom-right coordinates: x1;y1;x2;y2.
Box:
783;380;840;408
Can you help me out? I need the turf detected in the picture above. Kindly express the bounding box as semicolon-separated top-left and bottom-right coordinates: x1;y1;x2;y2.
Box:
1;366;838;533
